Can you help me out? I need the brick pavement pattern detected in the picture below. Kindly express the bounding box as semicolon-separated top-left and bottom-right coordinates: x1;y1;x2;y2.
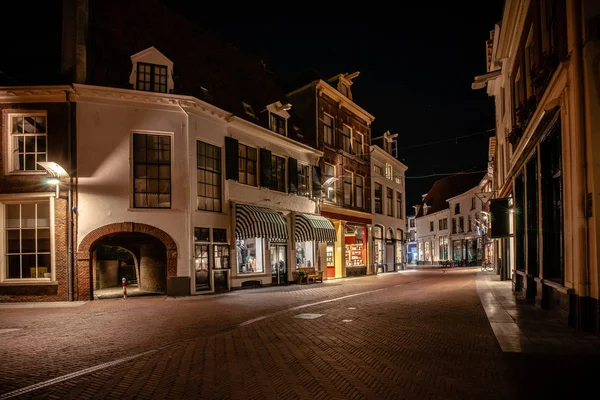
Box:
1;269;598;399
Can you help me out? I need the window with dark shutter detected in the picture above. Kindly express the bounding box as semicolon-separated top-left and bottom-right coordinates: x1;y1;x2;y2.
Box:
259;148;272;188
288;157;298;194
225;137;239;180
312;166;321;198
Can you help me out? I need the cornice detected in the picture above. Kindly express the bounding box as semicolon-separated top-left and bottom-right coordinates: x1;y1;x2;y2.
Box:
73;84;230;119
0;86;74;103
320;203;373;220
370;146;408;171
315;80;375;125
226;116;323;157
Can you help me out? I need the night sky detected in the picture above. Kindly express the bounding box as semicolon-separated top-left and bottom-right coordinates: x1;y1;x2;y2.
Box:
2;1;505;214
165;2;505;213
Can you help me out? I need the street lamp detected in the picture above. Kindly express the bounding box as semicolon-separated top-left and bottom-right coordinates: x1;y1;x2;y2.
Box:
37;161;70;198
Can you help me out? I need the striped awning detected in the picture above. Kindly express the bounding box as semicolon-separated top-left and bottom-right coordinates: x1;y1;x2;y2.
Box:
295;213;336;243
235;204;288;240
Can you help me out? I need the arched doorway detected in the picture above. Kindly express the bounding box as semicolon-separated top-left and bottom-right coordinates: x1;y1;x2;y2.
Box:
77;223;177;300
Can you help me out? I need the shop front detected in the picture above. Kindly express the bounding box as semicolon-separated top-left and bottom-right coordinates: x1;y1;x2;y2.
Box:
232;203;288;288
373;225;384;273
293;212;337;279
345;224;368;276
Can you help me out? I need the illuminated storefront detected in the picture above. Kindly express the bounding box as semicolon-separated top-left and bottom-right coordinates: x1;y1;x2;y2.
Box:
346;224;368;276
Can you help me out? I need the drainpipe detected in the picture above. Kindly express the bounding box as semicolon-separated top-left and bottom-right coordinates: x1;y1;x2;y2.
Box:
65;90;74;302
176;101;193;295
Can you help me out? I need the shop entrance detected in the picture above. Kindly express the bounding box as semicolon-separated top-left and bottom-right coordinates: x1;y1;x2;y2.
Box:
385;242;395;272
270;244;288;285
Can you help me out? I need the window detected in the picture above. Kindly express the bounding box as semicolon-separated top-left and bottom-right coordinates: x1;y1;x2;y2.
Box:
238;144;257;186
343;171;353;206
354;175;363;208
197;141;221;212
396;192;403;219
439;236;449;260
8;113;47;172
438;218;448;230
459;216;464;233
385;163;393;180
342;125;352;153
323;163;335;201
452;218;457;234
133;133;171;208
374;183;382;214
374;165;382;176
214;245;230;269
237;238;264;274
409;219;415;228
454;203;460;214
468;215;472;232
395;175;401;185
270;113;286;136
471;196;476;210
3;200;52;280
430;221;434;232
136;62;167;93
270;155;286;192
386;187;393;216
194;231;210;291
213;228;227;243
194;227;210;241
352;131;363;157
323;114;334;146
297;164;311;197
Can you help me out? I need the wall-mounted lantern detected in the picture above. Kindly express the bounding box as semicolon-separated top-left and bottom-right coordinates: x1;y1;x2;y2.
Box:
37;161;70;198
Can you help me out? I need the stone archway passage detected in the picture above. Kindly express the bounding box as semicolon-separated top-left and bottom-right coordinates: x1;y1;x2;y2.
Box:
76;222;177;300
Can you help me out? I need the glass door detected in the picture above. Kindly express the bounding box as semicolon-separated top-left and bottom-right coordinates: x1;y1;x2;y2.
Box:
270;244;287;285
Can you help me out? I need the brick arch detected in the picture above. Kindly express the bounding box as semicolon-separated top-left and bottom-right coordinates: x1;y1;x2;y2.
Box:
76;222;178;300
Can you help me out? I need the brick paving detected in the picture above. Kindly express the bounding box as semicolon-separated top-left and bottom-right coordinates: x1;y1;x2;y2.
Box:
1;268;598;399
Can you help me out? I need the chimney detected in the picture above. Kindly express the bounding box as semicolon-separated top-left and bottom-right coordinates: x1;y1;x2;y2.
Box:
61;0;88;83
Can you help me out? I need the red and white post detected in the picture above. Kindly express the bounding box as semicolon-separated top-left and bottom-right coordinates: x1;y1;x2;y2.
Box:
122;277;127;299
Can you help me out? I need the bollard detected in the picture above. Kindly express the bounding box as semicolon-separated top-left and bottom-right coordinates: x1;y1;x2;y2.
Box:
122;277;127;299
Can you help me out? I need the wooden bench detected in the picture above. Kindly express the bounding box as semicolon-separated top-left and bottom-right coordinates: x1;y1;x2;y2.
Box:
298;267;324;284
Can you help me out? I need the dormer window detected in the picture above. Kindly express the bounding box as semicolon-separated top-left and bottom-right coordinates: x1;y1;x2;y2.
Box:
269;113;286;136
242;102;257;119
129;46;174;94
136;62;167;93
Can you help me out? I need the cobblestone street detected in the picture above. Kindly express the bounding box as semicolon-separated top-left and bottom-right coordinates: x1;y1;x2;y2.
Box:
1;268;599;399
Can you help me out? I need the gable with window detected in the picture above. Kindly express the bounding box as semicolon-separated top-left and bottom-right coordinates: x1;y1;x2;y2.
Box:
129;47;174;94
197;141;221;212
7;113;47;173
269;113;286;136
133;133;171;208
2;197;54;281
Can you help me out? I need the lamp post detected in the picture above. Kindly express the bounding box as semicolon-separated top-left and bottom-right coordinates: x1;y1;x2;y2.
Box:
38;161;73;301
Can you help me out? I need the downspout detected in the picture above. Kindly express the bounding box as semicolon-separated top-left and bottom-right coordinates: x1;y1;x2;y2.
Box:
176;101;193;295
569;0;590;298
65;90;74;302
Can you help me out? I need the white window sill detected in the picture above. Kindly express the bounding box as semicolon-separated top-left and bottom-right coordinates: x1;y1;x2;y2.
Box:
0;280;57;286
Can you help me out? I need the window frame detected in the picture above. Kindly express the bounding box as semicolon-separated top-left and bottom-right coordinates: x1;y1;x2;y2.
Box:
297;163;311;197
386;187;393;217
0;193;55;282
385;163;393;180
396;191;403;219
196;141;222;213
136;62;168;93
5;111;48;175
374;183;383;214
354;174;364;209
341;124;352;153
270;154;286;193
132;132;172;209
343;170;353;207
374;165;382;176
323;163;336;202
237;143;258;187
352;131;364;157
269;113;286;136
322;114;334;146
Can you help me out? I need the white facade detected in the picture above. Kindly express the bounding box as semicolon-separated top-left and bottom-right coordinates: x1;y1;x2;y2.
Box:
415;209;449;264
370;144;407;272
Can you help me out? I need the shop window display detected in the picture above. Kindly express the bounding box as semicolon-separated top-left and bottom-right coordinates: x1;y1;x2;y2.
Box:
345;225;367;267
296;241;314;268
236;238;263;274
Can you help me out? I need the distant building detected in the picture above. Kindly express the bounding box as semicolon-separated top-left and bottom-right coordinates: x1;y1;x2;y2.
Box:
370;131;408;273
406;215;417;264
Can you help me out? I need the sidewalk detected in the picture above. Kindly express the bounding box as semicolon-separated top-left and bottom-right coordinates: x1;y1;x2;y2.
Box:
476;271;600;354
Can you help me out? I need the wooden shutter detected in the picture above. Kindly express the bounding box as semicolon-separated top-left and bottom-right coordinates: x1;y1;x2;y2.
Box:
312;165;321;199
225;137;239;180
260;148;272;189
288;157;298;194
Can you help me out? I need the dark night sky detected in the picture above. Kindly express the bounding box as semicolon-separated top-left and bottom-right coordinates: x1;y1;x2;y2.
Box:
1;1;505;213
164;2;505;212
